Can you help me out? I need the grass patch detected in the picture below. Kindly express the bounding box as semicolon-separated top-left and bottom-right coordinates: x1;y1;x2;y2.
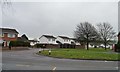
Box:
39;48;120;61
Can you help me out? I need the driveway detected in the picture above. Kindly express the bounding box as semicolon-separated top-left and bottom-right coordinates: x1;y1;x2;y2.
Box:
2;48;119;70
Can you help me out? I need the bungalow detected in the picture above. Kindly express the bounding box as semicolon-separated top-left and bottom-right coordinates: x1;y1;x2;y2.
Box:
29;39;39;47
39;35;58;48
17;34;29;42
0;28;19;47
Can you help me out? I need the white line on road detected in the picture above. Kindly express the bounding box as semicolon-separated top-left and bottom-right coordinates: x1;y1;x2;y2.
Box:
52;67;56;71
16;64;30;67
105;61;108;62
115;67;118;69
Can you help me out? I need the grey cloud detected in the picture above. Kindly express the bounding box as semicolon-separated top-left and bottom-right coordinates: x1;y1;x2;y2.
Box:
2;2;118;39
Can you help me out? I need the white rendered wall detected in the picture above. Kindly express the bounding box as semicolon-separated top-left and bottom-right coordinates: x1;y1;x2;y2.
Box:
56;37;71;44
39;36;48;44
39;36;56;44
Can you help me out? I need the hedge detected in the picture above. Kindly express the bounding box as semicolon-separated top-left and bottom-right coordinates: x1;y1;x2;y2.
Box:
9;41;30;47
34;44;46;48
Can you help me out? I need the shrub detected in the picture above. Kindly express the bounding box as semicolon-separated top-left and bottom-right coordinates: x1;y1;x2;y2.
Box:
9;41;30;47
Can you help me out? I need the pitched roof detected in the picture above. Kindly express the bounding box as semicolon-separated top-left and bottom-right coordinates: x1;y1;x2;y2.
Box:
70;38;76;40
17;37;22;41
58;36;70;39
29;40;39;42
70;38;75;40
21;34;29;40
0;28;19;34
17;37;28;41
41;35;56;39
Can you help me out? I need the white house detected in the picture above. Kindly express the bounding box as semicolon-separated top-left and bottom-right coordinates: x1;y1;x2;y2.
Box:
70;38;81;45
56;36;81;45
29;39;39;46
39;35;84;48
56;36;71;44
39;35;57;44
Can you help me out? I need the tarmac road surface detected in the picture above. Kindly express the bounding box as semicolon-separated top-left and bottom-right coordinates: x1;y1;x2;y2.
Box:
1;48;119;70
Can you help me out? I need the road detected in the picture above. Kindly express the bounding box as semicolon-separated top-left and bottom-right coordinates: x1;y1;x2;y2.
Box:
1;48;119;70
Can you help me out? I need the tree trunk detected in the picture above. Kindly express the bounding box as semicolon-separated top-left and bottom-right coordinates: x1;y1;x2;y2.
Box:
86;42;89;50
86;36;89;50
104;42;107;50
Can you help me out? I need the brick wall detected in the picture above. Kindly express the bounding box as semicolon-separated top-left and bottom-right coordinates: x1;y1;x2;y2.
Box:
1;33;18;47
2;33;18;41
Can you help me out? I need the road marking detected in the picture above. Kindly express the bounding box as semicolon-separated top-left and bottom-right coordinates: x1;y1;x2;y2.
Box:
52;67;56;71
105;61;108;62
115;67;118;69
16;64;30;67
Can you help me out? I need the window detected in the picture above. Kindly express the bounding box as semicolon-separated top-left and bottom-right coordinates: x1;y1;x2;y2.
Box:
48;38;51;41
52;38;55;41
64;39;68;42
2;34;4;37
0;33;4;37
8;34;15;38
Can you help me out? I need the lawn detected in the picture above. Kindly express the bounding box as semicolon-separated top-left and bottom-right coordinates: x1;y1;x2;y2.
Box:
38;48;120;61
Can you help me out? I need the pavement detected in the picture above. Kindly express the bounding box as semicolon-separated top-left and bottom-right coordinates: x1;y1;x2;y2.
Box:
1;48;119;70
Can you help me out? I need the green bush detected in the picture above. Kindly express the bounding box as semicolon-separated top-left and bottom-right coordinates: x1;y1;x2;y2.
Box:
9;41;30;47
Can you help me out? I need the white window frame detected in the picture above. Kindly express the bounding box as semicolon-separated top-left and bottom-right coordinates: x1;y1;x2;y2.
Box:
0;33;4;37
8;34;15;38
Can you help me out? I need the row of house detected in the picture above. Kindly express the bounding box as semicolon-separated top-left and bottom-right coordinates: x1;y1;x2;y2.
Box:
38;35;84;48
1;27;119;49
0;28;84;48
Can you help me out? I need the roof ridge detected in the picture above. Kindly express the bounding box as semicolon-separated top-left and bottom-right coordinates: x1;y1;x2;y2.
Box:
1;28;19;33
42;35;56;39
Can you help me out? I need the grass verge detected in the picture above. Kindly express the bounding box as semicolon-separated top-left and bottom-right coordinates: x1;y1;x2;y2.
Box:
38;48;120;61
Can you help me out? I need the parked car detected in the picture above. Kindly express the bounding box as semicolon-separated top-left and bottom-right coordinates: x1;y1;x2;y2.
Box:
99;44;111;48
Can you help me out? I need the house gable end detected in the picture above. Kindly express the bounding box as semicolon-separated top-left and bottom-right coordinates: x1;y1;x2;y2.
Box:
39;36;48;44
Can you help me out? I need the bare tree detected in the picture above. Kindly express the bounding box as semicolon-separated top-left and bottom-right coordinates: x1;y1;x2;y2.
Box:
74;22;99;50
97;22;116;50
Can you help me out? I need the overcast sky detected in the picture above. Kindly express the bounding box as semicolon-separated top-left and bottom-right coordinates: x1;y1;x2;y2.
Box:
2;1;118;39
